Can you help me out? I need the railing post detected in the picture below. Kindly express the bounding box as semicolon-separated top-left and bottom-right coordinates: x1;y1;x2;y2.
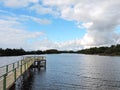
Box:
14;68;16;81
24;62;26;71
17;61;19;68
6;65;8;74
20;60;22;74
45;60;46;68
27;61;28;69
13;63;14;70
3;74;6;90
21;60;22;65
29;59;31;67
20;65;22;75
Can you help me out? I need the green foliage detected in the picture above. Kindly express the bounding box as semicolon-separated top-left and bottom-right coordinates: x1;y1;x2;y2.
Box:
0;48;25;56
77;44;120;55
44;49;59;54
0;48;76;56
0;44;120;56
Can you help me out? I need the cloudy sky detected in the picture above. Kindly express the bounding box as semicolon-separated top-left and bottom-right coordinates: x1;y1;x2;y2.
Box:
0;0;120;50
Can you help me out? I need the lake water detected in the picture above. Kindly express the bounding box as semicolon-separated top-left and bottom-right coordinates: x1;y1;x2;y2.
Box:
1;54;120;90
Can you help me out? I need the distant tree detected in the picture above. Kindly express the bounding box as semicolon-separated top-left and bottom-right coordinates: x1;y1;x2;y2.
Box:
45;49;60;54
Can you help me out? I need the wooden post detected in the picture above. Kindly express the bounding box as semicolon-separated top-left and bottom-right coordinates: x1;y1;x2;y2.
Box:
13;63;14;70
38;61;40;68
20;65;22;75
6;65;8;74
14;68;16;81
24;62;26;71
20;60;22;74
3;74;6;90
34;56;35;61
45;60;46;68
27;61;28;69
17;61;19;68
21;60;22;65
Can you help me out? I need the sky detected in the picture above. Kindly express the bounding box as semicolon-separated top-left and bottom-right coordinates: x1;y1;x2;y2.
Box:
0;0;120;50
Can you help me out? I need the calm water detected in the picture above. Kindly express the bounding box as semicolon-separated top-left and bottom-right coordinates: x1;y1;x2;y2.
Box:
1;54;120;90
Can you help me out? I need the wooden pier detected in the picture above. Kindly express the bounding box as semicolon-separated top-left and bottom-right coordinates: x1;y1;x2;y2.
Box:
0;56;46;90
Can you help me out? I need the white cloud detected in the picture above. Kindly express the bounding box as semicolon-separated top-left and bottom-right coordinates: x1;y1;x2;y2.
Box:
0;10;51;25
1;0;39;8
82;22;93;29
20;15;51;25
0;12;44;49
41;0;120;48
42;0;78;8
30;38;83;50
29;4;59;16
32;17;51;25
0;22;43;49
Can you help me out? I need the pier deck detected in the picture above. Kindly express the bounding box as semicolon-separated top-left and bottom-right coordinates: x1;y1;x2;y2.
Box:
0;56;46;90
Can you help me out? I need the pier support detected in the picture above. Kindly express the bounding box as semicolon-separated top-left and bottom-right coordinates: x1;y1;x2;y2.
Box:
32;60;46;68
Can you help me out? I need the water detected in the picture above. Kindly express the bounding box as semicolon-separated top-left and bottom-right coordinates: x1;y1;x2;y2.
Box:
0;56;22;67
1;54;120;90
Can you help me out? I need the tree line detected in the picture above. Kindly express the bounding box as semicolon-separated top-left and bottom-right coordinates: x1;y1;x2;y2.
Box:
0;44;120;56
77;44;120;55
0;48;75;56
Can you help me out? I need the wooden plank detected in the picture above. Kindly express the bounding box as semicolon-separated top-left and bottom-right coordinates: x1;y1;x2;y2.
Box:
6;72;14;89
0;77;3;90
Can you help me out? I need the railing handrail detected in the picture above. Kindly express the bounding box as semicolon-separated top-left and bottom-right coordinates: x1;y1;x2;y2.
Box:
0;56;46;77
0;57;26;78
0;55;46;68
0;56;25;68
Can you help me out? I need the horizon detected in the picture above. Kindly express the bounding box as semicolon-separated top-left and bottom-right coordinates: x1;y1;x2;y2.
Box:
0;0;120;50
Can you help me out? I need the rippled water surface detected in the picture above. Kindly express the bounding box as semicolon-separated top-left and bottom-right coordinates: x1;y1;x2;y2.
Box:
1;54;120;90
